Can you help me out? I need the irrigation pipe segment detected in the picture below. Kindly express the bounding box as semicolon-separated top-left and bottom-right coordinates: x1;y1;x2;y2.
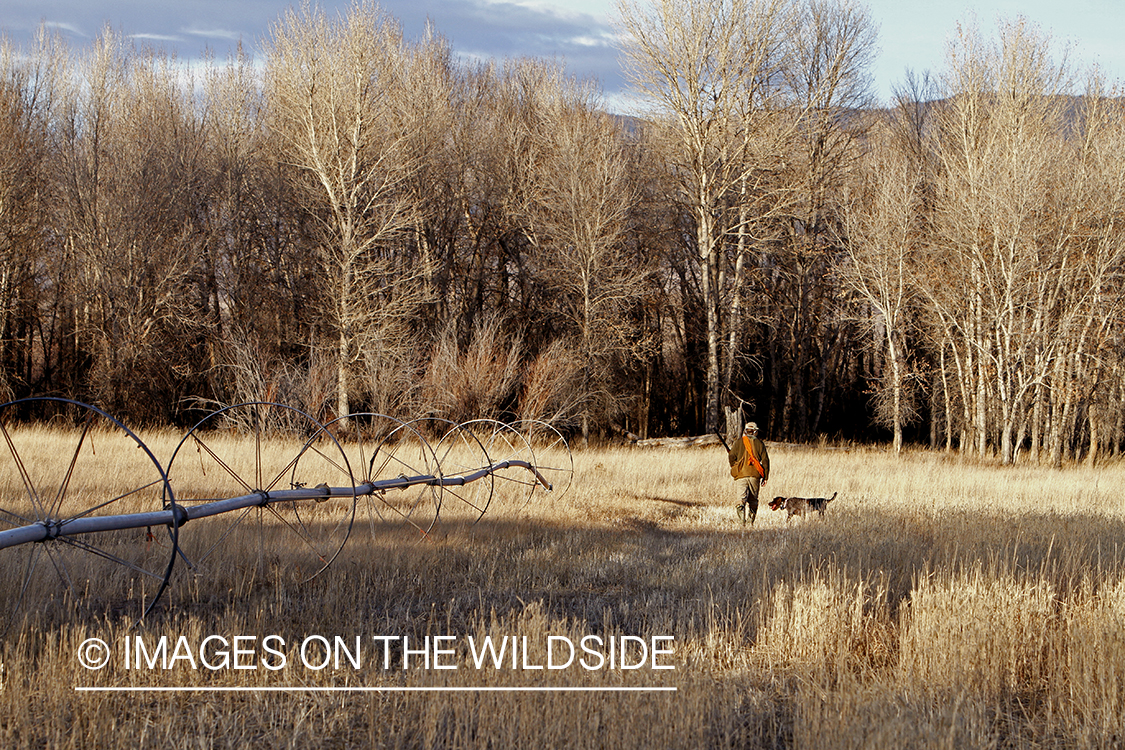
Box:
0;397;574;624
0;459;554;552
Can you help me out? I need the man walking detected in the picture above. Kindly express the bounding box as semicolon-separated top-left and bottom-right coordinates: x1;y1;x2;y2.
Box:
728;422;769;525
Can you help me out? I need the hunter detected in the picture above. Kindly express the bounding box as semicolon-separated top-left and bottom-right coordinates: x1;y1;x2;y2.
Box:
728;422;770;525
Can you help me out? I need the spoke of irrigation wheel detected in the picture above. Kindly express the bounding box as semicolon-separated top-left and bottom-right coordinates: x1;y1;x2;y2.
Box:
47;413;93;519
275;419;356;580
57;535;169;580
0;397;177;634
41;542;78;602
169;431;257;571
190;432;255;494
262;502;335;567
299;440;352;486
8;545;44;631
63;478;166;522
255;506;265;581
175;504;257;571
0;417;46;520
262;449;306;495
255;405;263;493
0;505;31;527
367;424;440;537
464;420;539;510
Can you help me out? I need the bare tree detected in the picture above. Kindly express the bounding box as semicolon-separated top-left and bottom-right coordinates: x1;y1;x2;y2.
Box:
926;18;1075;463
1049;83;1125;466
523;74;649;444
840;121;922;453
0;32;61;399
616;0;791;432
263;1;421;422
768;0;877;439
54;31;206;418
396;24;456;319
199;46;277;408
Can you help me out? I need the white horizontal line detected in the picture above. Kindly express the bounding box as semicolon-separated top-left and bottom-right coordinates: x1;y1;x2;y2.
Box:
76;686;677;693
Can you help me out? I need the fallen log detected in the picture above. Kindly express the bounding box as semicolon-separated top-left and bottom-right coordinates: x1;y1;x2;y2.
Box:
632;433;724;449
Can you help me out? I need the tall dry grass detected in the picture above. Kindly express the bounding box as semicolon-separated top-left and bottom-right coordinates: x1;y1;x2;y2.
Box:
1;436;1124;748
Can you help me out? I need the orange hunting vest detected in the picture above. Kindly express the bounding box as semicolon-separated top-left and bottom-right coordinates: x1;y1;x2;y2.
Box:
731;436;766;479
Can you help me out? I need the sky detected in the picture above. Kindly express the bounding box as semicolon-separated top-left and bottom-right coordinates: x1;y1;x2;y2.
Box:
4;0;1125;109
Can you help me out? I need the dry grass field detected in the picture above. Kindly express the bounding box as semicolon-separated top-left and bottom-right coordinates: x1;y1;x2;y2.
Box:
2;426;1125;749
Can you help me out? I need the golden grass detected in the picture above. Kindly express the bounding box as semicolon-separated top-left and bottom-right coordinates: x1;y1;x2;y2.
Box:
1;435;1125;748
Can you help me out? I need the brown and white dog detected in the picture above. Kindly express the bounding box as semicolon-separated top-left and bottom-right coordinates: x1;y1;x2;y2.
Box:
770;492;837;521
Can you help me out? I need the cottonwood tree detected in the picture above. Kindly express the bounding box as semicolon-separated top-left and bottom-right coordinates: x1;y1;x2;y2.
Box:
927;19;1074;463
840;122;922;454
523;75;648;444
616;0;791;433
263;2;421;422
765;0;876;439
1045;84;1125;466
0;33;59;398
840;73;936;455
199;48;265;393
198;46;330;411
55;31;206;419
396;25;456;320
438;61;511;331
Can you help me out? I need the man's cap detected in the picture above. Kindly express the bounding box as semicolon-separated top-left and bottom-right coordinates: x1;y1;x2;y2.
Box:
744;422;758;433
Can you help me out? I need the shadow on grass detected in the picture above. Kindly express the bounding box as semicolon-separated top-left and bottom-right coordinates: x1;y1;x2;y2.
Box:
4;502;1122;749
104;501;1124;640
7;498;1125;645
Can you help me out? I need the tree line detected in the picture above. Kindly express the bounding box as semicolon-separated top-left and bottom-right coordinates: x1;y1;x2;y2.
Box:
0;0;1122;463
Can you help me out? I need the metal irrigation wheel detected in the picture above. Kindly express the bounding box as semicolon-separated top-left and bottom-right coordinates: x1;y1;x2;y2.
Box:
165;402;355;587
409;417;495;525
513;419;575;499
0;397;177;633
314;413;442;540
461;419;539;511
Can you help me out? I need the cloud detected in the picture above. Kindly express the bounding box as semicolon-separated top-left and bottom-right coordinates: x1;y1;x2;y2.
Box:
183;28;247;43
384;0;624;91
130;33;185;44
39;21;91;39
1;0;626;97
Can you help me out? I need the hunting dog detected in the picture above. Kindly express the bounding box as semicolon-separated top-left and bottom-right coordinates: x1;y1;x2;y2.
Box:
770;492;837;521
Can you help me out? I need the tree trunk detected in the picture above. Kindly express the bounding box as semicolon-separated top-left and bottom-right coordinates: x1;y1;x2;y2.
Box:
724;178;749;399
940;345;953;452
1086;404;1099;468
1030;383;1043;464
725;404;743;446
887;327;903;454
336;262;352;425
699;210;721;434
